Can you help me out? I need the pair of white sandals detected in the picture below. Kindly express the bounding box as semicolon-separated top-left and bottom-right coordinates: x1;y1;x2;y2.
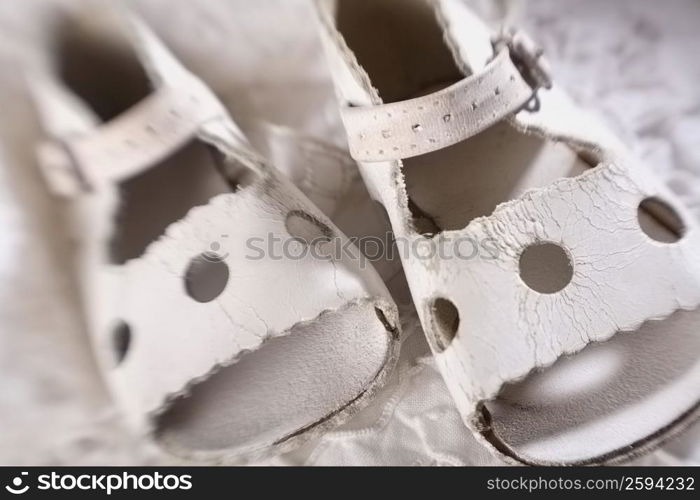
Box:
30;0;699;465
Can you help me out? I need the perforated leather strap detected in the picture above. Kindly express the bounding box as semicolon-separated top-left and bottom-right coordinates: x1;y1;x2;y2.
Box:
342;47;541;163
47;81;226;193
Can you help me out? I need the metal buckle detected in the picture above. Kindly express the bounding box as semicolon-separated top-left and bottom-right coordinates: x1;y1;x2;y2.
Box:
496;28;553;91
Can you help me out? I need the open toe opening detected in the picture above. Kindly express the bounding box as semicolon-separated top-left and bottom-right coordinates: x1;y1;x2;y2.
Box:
482;308;700;464
155;303;394;456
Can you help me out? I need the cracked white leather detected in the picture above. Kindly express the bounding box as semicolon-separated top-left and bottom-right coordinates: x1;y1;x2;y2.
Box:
30;8;400;462
315;0;700;464
3;0;700;467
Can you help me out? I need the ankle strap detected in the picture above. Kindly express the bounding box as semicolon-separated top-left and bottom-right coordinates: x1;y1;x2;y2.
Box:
39;80;227;197
341;30;551;163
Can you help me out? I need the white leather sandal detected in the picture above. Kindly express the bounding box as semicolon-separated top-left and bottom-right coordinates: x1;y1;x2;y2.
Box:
29;9;399;462
314;0;700;464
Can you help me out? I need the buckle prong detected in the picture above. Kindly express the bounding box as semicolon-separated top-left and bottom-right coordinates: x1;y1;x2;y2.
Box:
496;28;553;91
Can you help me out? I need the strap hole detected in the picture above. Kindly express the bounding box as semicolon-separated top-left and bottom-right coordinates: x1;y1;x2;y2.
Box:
638;197;685;243
428;297;459;352
285;210;333;246
412;124;423;133
184;254;229;303
112;321;131;366
519;242;573;294
408;197;441;236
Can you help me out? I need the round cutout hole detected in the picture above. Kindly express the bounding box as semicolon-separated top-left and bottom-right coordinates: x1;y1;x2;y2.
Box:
285;210;332;245
637;197;685;243
519;242;573;294
184;253;230;303
112;321;131;366
428;297;460;352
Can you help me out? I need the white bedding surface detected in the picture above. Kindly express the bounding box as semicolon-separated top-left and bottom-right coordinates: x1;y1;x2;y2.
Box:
0;0;698;465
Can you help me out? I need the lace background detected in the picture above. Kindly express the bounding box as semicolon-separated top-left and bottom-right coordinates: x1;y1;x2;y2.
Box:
0;0;698;465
